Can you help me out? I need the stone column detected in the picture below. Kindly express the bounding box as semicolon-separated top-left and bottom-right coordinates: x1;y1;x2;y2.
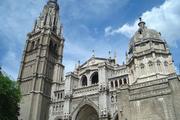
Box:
117;86;130;120
63;73;73;120
98;63;110;120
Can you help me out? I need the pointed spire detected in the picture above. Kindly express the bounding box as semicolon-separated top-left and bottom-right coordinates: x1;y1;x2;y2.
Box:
60;24;64;38
33;19;37;32
108;51;111;59
33;0;61;36
78;60;80;67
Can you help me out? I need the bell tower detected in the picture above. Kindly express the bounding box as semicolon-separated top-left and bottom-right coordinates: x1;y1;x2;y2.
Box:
18;0;64;120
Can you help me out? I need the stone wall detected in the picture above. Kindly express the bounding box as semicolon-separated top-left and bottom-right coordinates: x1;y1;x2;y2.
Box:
117;75;180;120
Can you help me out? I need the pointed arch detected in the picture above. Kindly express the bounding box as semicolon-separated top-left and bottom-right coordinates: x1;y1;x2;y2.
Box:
157;60;162;72
119;79;122;85
71;97;99;120
31;41;35;50
54;116;62;120
148;61;154;73
140;63;145;74
75;104;98;120
164;61;168;73
111;81;114;88
115;80;118;87
164;61;168;67
124;78;127;84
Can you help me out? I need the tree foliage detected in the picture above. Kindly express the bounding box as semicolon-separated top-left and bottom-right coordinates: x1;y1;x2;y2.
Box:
0;74;21;120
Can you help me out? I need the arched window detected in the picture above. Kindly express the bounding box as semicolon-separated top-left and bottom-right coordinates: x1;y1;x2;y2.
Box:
164;61;168;73
56;105;58;111
164;61;168;67
91;72;99;84
53;105;55;111
31;41;35;50
81;75;87;86
49;40;53;51
140;63;145;74
124;78;127;84
111;96;114;102
119;79;122;85
140;63;145;75
54;44;57;53
35;39;40;48
140;63;145;69
111;81;114;88
157;60;162;72
60;93;62;99
115;80;118;87
57;93;60;99
148;61;153;72
148;61;153;67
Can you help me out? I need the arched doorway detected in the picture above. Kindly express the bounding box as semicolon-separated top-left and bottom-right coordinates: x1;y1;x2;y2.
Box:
75;105;98;120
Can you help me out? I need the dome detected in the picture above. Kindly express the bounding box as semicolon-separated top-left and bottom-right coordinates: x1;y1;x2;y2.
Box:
129;19;162;49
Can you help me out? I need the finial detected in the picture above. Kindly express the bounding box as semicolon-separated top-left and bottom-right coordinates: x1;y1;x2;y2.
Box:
114;51;117;64
60;24;63;38
159;32;161;36
108;51;111;59
78;60;80;67
139;17;142;22
92;50;95;57
138;17;145;28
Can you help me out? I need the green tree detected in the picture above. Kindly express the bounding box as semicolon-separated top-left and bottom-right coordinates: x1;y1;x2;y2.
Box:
0;74;21;120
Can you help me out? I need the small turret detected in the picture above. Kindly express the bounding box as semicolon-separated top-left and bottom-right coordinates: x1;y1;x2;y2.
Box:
138;17;146;29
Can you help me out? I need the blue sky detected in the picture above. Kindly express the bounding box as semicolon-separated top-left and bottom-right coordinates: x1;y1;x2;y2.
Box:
0;0;180;79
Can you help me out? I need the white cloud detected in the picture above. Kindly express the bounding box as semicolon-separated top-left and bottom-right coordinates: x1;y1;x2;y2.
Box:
0;0;46;79
105;21;138;37
105;0;180;46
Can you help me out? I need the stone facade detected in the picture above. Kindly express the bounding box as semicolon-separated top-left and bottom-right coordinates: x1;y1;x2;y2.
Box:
18;0;180;120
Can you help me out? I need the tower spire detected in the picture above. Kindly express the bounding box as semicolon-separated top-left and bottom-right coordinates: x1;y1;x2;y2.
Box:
18;1;65;120
33;0;61;36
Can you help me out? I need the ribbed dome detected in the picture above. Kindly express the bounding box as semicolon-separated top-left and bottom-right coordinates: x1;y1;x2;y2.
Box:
129;19;162;48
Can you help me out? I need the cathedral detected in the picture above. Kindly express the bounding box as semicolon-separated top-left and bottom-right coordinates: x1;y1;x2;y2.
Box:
18;0;180;120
